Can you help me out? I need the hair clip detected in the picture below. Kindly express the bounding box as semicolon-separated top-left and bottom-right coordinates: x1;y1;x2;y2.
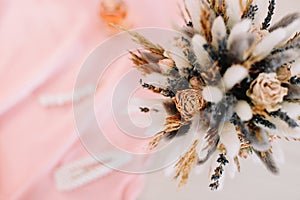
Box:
54;151;132;191
39;85;94;107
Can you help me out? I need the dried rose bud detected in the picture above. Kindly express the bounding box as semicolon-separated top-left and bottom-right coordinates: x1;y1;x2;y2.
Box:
189;77;202;90
276;65;291;83
175;89;205;121
247;73;288;112
158;58;175;74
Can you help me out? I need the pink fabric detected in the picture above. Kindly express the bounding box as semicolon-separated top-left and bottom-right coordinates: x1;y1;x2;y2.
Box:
0;0;178;199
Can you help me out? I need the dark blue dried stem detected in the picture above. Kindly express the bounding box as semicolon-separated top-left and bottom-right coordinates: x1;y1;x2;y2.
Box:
269;110;299;128
252;115;277;129
209;154;229;190
290;76;300;85
262;0;276;30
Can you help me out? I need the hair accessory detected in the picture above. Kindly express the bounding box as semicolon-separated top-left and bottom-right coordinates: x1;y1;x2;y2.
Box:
54;151;132;191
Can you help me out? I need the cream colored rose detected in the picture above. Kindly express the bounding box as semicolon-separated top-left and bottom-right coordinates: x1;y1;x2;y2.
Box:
247;73;288;112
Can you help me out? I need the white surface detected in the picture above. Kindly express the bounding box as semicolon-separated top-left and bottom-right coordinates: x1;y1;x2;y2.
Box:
140;141;300;200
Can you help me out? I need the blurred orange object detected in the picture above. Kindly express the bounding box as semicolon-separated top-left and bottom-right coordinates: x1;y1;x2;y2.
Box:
100;0;129;32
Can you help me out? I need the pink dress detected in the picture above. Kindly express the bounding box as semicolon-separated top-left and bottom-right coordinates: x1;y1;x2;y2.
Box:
0;0;177;199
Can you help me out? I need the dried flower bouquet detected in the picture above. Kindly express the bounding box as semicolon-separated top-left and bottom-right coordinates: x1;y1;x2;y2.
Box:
126;0;300;190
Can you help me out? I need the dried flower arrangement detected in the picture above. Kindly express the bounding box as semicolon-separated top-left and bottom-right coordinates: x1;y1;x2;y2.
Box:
125;0;300;190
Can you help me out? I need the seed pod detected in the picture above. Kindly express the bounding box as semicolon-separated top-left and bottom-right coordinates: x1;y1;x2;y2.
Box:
175;89;205;121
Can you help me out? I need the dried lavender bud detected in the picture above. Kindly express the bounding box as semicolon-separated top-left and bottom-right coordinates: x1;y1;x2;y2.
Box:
290;76;300;85
140;80;175;98
269;110;299;128
217;166;224;175
209;154;228;190
262;0;276;30
211;174;220;181
187;21;193;27
209;181;219;190
242;4;258;20
271;42;300;55
139;107;150;113
266;50;300;73
252;115;277;129
217;154;229;165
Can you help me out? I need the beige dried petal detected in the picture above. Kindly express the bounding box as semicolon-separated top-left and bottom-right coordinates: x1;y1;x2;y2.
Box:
158;58;175;74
